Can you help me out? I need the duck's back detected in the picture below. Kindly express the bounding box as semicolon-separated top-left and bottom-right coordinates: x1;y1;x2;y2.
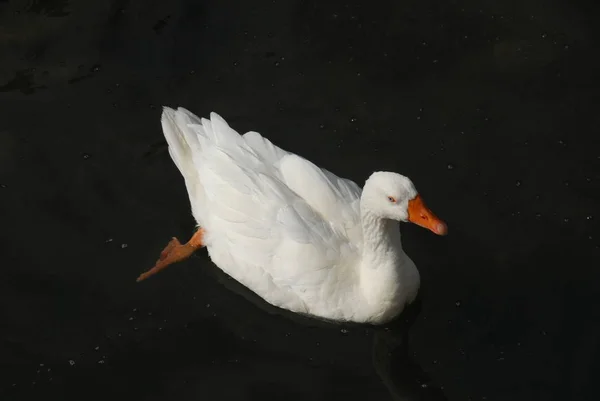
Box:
161;108;364;319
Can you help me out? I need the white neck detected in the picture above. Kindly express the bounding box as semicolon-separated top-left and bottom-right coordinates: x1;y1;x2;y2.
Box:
357;202;420;323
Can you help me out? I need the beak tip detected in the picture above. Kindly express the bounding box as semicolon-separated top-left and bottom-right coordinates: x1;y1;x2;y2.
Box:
436;222;448;236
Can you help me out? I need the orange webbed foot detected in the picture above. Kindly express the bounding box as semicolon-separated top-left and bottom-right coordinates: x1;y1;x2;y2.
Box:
136;229;204;282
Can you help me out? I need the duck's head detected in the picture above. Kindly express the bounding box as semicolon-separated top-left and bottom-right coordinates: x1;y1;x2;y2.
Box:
363;171;448;235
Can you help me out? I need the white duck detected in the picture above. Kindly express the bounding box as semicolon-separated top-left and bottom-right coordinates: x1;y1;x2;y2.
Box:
137;107;447;324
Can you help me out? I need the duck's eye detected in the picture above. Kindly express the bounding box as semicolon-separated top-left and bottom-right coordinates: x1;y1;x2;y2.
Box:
387;196;396;203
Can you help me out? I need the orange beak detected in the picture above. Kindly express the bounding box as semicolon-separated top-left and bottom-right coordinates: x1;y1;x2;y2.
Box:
407;194;448;235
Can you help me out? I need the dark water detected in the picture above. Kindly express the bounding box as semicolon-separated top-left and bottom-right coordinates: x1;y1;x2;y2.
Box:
1;0;599;400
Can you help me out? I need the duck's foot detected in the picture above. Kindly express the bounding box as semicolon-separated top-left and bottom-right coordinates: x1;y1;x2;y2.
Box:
136;228;205;282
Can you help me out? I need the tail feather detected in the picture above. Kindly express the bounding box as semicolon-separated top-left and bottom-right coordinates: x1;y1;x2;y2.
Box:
160;107;254;226
161;107;190;174
207;112;243;146
160;107;205;223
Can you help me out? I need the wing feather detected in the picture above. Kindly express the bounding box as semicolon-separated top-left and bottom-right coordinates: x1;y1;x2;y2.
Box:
162;109;362;312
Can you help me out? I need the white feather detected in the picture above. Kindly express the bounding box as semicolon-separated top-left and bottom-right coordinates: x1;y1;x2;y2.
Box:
159;107;428;324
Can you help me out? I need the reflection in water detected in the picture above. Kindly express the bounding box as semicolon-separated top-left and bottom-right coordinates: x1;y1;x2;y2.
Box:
371;299;448;401
203;261;448;400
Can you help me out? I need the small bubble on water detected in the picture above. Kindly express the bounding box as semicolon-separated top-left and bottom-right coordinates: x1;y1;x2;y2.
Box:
515;180;522;187
541;33;547;38
586;215;593;220
68;360;75;366
94;346;99;351
274;61;280;67
0;184;6;188
447;163;454;170
121;243;128;248
563;217;569;223
98;360;104;364
340;328;349;334
128;317;134;321
82;153;91;159
39;363;44;367
105;238;113;243
349;117;357;123
455;301;461;307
